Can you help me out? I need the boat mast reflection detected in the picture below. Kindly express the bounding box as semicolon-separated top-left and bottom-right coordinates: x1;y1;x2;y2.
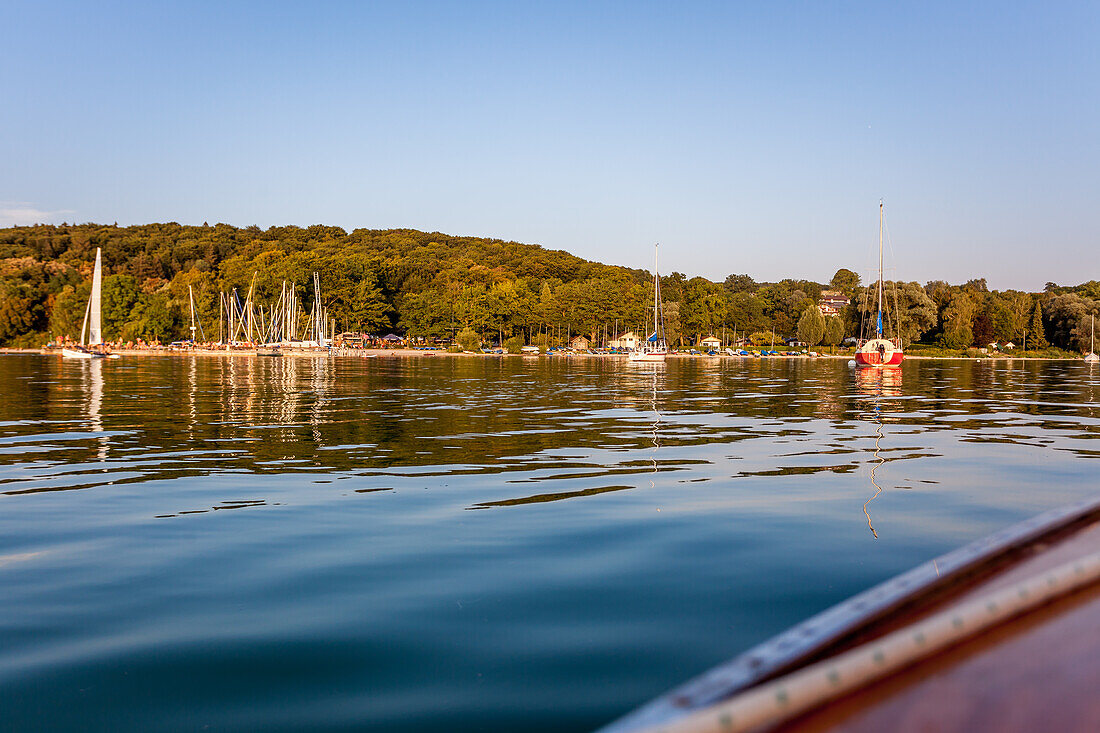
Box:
649;368;662;486
855;367;902;538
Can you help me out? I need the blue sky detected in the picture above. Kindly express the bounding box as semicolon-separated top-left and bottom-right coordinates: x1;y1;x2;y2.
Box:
2;1;1097;290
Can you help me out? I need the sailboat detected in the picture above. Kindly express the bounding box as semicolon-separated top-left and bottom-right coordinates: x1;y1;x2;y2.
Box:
854;202;904;368
62;248;107;359
186;285;204;344
1085;314;1098;363
630;244;669;362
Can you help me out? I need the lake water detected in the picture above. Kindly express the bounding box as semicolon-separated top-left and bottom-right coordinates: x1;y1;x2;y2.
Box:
1;354;1097;732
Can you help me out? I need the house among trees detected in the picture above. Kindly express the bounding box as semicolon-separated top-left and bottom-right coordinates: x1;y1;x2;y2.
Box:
608;331;639;349
700;335;721;350
818;290;851;317
569;335;590;350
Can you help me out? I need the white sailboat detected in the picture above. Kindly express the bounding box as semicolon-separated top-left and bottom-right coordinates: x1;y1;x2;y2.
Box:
62;248;106;359
1085;314;1098;363
630;244;669;362
187;285;203;343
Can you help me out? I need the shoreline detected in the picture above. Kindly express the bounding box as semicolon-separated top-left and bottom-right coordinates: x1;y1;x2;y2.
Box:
0;347;1083;362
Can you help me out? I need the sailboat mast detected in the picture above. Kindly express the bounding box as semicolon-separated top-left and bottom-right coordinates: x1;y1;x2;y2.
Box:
877;200;884;339
246;273;257;344
653;244;659;333
189;285;197;342
653;242;668;347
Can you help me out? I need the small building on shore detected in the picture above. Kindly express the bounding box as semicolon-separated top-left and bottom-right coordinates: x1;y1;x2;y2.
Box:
569;335;590;351
336;332;364;347
609;331;639;349
700;336;721;350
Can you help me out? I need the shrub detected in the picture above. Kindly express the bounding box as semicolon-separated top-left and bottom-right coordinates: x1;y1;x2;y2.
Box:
504;335;524;354
455;327;481;352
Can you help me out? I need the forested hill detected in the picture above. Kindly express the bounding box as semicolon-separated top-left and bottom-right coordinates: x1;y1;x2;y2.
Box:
0;222;1098;352
0;223;631;286
0;223;649;346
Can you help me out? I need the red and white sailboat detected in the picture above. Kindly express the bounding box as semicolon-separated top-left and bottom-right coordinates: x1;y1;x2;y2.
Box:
855;202;903;368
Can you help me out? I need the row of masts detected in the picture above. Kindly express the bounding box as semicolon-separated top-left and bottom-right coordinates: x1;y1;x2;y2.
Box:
185;272;333;347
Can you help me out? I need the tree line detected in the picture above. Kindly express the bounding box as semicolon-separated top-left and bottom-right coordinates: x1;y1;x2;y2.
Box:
0;223;1097;352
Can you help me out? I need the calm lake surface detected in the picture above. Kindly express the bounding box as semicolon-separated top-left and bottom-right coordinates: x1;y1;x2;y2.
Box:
1;354;1097;731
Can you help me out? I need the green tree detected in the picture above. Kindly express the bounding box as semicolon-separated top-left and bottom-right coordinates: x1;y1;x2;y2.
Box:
1026;300;1048;349
723;273;757;294
1043;293;1092;349
504;335;524;354
940;292;977;349
822;315;844;346
123;291;178;342
1073;310;1099;353
829;268;860;295
854;281;936;343
797;305;826;346
455;327;481;352
101;273;140;341
48;284;87;340
662;301;682;347
748;330;772;347
0;288;44;343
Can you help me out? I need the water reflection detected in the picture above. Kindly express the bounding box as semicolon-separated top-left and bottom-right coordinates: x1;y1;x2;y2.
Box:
83;358;107;462
3;354;1100;733
649;368;662;487
0;356;1098;508
855;367;903;538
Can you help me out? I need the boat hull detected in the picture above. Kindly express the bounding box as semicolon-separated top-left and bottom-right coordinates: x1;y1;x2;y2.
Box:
854;338;903;367
61;347;104;359
628;351;667;362
598;493;1100;733
854;351;904;367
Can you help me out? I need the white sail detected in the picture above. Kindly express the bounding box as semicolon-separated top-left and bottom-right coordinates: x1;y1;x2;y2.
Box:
80;294;91;345
88;248;103;345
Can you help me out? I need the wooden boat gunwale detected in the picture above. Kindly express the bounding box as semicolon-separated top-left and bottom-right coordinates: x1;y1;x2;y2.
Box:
598;492;1100;733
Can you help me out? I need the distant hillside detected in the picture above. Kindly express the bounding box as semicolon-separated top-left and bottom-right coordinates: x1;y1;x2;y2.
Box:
0;222;1097;352
0;223;652;346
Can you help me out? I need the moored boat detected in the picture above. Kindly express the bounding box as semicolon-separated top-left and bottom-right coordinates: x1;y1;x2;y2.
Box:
854;202;903;368
630;244;669;363
61;346;102;359
597;493;1100;733
1085;314;1098;363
